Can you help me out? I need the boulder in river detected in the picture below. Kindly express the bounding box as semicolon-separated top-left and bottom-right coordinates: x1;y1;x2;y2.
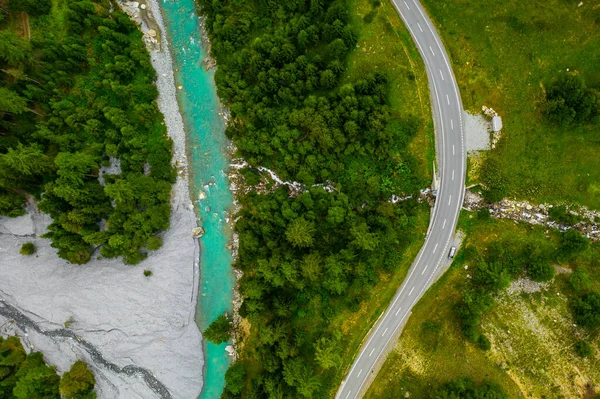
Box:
191;226;205;238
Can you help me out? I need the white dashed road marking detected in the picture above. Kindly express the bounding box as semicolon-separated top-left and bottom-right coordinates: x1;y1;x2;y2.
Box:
442;219;447;229
404;0;410;10
439;70;444;80
409;287;415;296
453;144;455;155
452;169;455;181
446;94;450;105
451;119;454;130
357;369;363;378
429;46;435;56
369;348;376;357
417;22;423;32
421;264;428;275
346;391;352;399
382;328;389;337
433;243;438;253
448;195;452;206
395;307;402;316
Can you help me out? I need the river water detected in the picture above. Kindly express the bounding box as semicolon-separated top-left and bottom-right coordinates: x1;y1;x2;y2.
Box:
160;1;235;397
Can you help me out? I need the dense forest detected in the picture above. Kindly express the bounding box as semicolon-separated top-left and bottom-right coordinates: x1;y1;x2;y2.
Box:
0;335;96;398
0;0;174;264
199;0;428;397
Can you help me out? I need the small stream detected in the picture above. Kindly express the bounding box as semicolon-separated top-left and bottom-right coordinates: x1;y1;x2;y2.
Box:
159;1;235;398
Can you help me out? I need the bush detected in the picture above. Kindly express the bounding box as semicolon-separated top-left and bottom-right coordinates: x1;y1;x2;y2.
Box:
20;242;35;255
477;334;491;351
203;314;232;344
477;207;491;220
543;74;600;126
574;340;593;358
559;229;589;259
433;377;508;399
548;205;582;225
143;270;152;277
572;292;600;329
527;259;555;282
570;269;592;292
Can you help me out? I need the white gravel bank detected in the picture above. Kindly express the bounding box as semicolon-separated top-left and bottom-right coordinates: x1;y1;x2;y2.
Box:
0;1;203;397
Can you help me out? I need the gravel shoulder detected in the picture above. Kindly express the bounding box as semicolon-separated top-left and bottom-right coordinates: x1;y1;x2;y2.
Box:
0;1;203;397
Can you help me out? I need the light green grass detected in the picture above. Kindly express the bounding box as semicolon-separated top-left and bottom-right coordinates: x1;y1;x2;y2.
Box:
421;0;600;209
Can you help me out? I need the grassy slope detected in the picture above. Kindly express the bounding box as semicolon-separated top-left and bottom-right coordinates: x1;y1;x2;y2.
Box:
330;0;434;380
366;215;600;398
420;0;600;208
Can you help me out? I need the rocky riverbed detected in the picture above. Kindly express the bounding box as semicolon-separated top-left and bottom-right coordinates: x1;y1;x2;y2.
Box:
0;1;204;398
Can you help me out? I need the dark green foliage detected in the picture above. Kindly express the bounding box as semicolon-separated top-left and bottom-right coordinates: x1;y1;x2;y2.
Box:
19;242;35;255
543;74;600;126
526;258;555;282
0;336;94;399
476;207;490;220
573;340;593;358
572;291;600;329
204;314;232;345
432;377;508;399
0;190;26;217
570;269;592;292
559;229;589;259
143;270;152;277
548;205;582;225
59;360;96;399
8;0;52;16
0;1;174;263
477;335;491;351
224;363;246;396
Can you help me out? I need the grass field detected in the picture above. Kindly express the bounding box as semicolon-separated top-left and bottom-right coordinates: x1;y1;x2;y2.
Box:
419;0;600;209
366;215;600;398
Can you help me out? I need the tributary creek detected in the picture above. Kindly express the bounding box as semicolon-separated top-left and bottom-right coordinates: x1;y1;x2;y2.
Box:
160;1;235;397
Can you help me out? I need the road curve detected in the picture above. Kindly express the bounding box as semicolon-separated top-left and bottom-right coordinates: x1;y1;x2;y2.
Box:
336;1;466;398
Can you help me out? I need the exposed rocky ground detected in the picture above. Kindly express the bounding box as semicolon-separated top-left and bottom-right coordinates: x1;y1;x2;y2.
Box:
464;190;600;241
0;1;204;398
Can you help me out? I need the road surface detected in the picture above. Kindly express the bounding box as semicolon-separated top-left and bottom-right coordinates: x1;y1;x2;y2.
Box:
335;0;466;398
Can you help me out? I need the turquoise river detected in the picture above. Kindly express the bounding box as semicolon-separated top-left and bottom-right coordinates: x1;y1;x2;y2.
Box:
161;1;235;397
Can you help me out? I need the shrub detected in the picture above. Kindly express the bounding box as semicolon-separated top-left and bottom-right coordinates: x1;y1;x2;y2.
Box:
543;74;600;126
527;259;555;282
572;292;600;329
570;269;592;292
20;242;35;255
433;377;508;398
548;205;582;225
477;207;491;220
574;340;593;358
559;229;589;259
477;334;491;351
143;270;152;277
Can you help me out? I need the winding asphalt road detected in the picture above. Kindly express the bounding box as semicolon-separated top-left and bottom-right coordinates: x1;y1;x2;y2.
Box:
335;1;466;398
